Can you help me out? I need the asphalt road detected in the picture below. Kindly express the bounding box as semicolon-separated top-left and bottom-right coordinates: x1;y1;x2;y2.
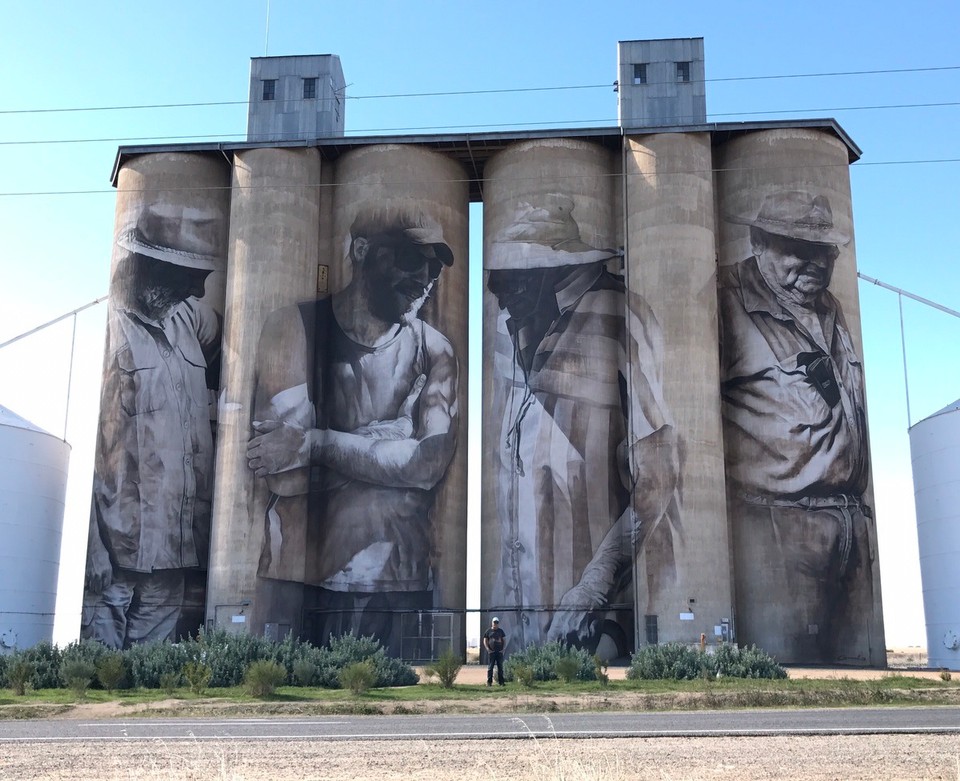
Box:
1;707;958;743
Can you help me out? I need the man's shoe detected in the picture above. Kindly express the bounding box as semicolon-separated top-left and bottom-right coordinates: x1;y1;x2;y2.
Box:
486;682;492;687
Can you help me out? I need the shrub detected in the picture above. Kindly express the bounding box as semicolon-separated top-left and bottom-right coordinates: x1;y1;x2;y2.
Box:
190;629;278;688
709;644;787;680
61;659;96;699
19;642;63;689
292;659;318;687
504;641;596;683
593;655;610;688
159;671;182;695
244;660;287;697
511;663;535;687
6;659;35;696
339;661;375;695
315;633;418;689
423;647;462;689
183;661;213;695
628;642;787;681
554;655;580;683
940;670;952;682
95;653;127;692
125;641;190;689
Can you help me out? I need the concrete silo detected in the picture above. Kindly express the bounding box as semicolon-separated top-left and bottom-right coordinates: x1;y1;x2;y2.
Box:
909;399;960;671
0;405;70;652
715;128;885;665
624;131;733;648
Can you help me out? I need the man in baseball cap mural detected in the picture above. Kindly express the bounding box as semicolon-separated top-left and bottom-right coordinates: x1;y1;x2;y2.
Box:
485;194;682;657
719;190;877;663
83;203;224;649
246;206;459;657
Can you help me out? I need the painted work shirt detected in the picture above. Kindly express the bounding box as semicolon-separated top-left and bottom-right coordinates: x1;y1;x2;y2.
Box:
255;298;449;593
719;257;869;499
92;299;219;573
490;264;673;647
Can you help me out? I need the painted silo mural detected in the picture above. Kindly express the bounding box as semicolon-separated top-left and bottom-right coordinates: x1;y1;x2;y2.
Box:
240;145;469;659
82;154;231;649
481;139;682;657
716;129;884;665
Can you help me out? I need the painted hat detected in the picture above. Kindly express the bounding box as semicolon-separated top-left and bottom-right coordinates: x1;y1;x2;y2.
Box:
727;190;850;246
117;203;222;271
350;207;454;267
486;193;620;270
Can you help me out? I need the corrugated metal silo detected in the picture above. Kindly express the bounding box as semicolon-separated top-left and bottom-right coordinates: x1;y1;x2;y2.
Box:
0;405;70;653
910;399;960;670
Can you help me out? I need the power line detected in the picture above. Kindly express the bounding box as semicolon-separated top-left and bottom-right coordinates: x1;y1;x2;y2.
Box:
2;99;959;148
0;65;957;116
0;157;957;199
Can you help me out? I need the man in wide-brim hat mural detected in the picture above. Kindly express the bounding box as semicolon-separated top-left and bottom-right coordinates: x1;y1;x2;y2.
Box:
83;203;224;649
485;194;681;656
719;189;877;663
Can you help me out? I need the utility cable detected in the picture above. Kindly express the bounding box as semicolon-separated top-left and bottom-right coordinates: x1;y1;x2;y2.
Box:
1;64;957;115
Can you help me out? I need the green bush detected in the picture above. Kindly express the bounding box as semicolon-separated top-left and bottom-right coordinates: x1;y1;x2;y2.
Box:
191;629;278;688
511;663;535;687
628;642;786;681
504;641;596;683
61;659;96;699
709;644;787;680
125;641;190;689
554;655;580;683
6;658;35;696
339;661;376;695
183;660;213;695
159;671;182;695
18;642;63;689
95;652;127;692
423;647;462;689
292;659;318;687
244;660;287;697
315;633;418;689
593;655;610;688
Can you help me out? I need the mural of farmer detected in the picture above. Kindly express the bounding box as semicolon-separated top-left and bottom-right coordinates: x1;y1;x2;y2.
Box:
82;204;223;649
246;207;459;657
720;189;877;663
485;194;681;655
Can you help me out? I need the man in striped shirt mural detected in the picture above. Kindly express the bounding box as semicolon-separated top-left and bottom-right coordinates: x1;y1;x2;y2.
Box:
485;195;681;656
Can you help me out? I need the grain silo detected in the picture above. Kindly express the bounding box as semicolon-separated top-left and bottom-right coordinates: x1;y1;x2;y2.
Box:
0;405;70;652
909;399;960;671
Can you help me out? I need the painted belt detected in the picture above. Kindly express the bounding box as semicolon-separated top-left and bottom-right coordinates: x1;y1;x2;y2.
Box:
737;492;864;511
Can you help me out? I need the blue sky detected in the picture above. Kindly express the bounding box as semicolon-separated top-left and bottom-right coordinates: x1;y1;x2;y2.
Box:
1;0;958;649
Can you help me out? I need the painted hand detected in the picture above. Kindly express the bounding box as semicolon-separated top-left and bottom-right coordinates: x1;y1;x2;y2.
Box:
85;543;113;595
352;374;426;441
248;420;313;476
546;585;596;644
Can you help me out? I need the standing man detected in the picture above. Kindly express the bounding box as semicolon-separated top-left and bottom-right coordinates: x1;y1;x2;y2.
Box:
720;190;877;663
485;195;681;654
483;617;506;686
247;207;459;657
83;204;223;649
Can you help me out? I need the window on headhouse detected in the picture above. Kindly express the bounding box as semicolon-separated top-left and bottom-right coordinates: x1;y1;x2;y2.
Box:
676;61;691;83
262;79;277;101
632;63;647;85
303;77;317;100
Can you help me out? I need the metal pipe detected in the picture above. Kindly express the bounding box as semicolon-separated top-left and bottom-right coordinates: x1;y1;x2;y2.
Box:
899;293;912;428
0;295;108;351
858;272;960;320
63;313;78;441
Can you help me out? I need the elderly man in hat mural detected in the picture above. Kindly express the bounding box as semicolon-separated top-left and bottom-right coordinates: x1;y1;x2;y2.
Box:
486;194;681;655
720;190;876;663
82;204;223;649
246;207;459;657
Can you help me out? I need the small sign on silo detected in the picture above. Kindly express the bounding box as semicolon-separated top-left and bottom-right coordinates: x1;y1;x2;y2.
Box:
0;405;70;653
910;399;960;671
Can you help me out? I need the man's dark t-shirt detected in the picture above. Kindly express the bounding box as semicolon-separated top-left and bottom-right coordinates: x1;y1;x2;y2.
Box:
484;626;506;652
